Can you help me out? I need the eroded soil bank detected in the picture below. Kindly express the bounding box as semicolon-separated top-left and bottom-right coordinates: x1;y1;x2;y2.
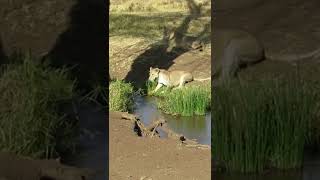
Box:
109;111;211;180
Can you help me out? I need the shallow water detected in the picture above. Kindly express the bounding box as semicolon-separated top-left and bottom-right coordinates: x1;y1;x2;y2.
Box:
63;104;107;180
133;95;211;145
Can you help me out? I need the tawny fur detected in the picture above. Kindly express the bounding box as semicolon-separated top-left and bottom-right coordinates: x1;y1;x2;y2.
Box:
148;67;210;92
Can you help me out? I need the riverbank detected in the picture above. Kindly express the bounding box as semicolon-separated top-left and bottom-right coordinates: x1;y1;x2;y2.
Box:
109;111;211;180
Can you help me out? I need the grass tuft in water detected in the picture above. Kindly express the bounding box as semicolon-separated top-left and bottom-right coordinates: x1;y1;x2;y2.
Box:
0;54;76;158
212;77;318;173
147;81;211;116
109;80;134;112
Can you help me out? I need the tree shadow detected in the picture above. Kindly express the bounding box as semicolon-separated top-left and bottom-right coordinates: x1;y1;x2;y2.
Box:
0;36;7;66
42;0;107;178
46;0;107;92
124;0;210;89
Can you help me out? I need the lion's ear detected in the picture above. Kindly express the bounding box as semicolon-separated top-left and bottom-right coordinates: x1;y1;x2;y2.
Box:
150;67;153;70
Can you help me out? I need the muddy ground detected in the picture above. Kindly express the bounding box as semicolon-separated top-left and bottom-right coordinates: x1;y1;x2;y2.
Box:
109;111;211;180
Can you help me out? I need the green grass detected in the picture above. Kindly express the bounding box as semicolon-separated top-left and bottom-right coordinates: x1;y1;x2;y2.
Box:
212;77;319;173
147;81;211;116
0;54;76;159
109;80;134;112
146;80;171;97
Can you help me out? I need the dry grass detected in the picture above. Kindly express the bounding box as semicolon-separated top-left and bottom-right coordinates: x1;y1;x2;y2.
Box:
110;0;210;13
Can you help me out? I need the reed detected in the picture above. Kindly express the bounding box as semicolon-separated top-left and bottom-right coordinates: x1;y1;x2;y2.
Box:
212;77;318;173
147;80;210;116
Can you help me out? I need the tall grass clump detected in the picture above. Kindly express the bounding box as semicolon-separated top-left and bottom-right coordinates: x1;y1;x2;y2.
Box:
0;56;76;158
157;85;211;116
212;77;318;173
109;80;134;112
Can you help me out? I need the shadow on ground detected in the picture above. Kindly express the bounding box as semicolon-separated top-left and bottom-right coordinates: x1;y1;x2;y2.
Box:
0;36;8;66
46;0;107;91
124;0;210;89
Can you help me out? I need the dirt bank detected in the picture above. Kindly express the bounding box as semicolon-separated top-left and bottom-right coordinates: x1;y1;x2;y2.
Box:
214;0;320;82
109;111;211;180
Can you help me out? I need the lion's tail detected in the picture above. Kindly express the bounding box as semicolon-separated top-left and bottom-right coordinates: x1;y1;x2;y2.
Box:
194;77;211;81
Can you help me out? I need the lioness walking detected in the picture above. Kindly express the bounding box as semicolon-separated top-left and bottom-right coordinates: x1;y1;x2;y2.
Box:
213;29;265;84
148;67;211;93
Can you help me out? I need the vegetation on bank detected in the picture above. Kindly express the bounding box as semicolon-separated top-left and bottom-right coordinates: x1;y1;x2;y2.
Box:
0;55;77;158
212;77;319;173
109;80;134;112
147;81;211;116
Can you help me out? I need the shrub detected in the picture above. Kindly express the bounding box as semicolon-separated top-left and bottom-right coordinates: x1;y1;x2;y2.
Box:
109;80;134;112
0;56;76;158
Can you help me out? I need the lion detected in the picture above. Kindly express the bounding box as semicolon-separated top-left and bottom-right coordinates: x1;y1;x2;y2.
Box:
148;67;211;93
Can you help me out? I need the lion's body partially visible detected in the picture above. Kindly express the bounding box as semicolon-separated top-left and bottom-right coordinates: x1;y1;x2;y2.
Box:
156;70;193;87
213;29;265;83
149;67;210;92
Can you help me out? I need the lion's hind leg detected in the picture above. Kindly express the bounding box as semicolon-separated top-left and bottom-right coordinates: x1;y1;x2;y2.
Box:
172;77;187;91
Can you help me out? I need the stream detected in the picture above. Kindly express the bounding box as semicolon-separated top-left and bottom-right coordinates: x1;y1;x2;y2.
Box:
133;95;211;145
58;99;320;180
63;103;107;180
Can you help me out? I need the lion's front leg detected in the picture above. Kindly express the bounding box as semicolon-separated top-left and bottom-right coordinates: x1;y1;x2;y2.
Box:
152;83;163;93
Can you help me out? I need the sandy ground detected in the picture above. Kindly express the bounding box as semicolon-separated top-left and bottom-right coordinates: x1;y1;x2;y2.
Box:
109;111;211;180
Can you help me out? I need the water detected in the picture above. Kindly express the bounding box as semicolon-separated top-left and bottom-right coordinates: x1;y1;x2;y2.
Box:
133;95;211;145
64;103;107;180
